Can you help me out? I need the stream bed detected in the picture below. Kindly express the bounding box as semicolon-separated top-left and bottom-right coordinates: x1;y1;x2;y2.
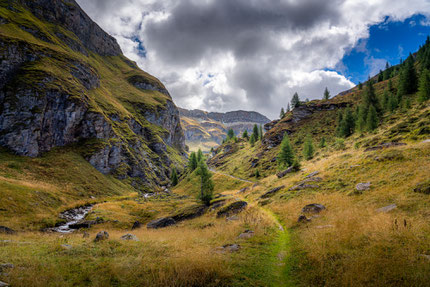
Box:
51;205;93;233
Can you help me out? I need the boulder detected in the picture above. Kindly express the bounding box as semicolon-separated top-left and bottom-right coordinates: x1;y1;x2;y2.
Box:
302;204;326;214
414;181;430;194
120;234;139;241
260;186;285;199
172;205;207;222
377;204;397;213
217;201;248;218
355;182;371;191
289;183;319;191
69;220;97;229
305;171;320;178
0;226;15;234
147;217;176;229
238;230;254;239
297;215;310;223
226;215;239;221
276;167;295;178
219;244;241;253
132;221;142;230
94;231;109;242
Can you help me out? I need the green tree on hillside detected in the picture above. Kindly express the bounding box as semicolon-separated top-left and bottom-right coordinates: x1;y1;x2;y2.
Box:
397;54;417;98
356;105;368;133
197;149;204;162
366;105;378;131
227;129;235;140
389;94;398;112
188;152;198;171
242;130;249;140
358;82;363;90
291;92;300;108
280;108;285;119
363;80;379;112
259;125;263;140
286;103;291;112
277;133;295;168
337;108;355;138
170;167;178;187
303;134;314;160
196;160;214;206
418;68;430;103
252;124;259;140
319;137;326;148
323;87;330;100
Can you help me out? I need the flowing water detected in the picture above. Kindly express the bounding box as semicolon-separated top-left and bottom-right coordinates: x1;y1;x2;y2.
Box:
51;205;93;233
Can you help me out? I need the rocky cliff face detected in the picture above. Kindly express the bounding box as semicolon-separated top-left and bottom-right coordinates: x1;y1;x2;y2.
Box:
179;108;270;152
0;0;185;190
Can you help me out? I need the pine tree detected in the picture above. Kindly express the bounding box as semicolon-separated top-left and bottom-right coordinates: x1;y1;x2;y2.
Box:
227;129;235;140
252;124;259;140
277;133;295;168
388;79;393;91
363;80;379;112
280;108;285;119
389;94;398;112
356;104;368;133
255;169;260;178
242;130;249;140
380;89;389;111
366;105;378;131
286;103;291;112
418;68;430;103
323;87;330;100
291;92;300;108
397;54;417;97
250;134;256;146
170;167;178;187
303;134;314;160
188;152;198;171
259;125;263;140
197;149;204;162
335;110;344;137
319;137;326;148
378;70;384;82
196;160;214;206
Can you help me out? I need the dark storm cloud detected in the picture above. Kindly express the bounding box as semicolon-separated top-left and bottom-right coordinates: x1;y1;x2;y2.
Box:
144;0;341;65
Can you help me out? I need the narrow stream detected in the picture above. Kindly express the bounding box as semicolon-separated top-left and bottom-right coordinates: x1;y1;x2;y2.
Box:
51;205;93;233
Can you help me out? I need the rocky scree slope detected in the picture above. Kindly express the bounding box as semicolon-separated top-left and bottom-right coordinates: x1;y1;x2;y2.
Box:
0;0;185;190
179;108;270;151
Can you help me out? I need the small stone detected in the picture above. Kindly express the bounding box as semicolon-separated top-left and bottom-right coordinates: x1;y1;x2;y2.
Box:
377;204;397;213
120;234;139;241
94;231;109;242
238;230;254;239
226;215;239;221
356;182;371;191
0;280;9;287
315;225;334;229
305;171;320;178
414;181;430;194
419;254;430;261
298;215;310;223
0;264;14;271
302;203;326;214
222;244;241;252
61;244;72;250
260;186;285;199
132;221;141;230
0;226;16;234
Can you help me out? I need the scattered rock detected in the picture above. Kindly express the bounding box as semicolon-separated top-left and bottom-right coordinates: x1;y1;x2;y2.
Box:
94;231;109;242
298;215;311;223
172;205;207;222
305;171;320;178
82;232;90;238
289;183;319;191
364;142;406;152
120;234;139;241
301;177;322;183
0;264;13;272
377;204;397;213
315;225;334;229
69;220;98;229
302;203;326;214
260;186;285;199
0;280;9;287
226;215;240;221
276;167;296;178
355;182;371;191
0;226;16;234
238;230;254;239
218;244;241;253
61;244;72;250
132;221;141;230
147;217;176;229
217;201;248;218
414;181;430;194
419;254;430;261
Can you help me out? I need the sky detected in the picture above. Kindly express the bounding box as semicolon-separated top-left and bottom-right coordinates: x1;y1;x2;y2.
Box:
76;0;430;119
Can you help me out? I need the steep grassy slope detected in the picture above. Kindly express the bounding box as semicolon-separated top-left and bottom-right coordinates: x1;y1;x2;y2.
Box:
0;0;186;191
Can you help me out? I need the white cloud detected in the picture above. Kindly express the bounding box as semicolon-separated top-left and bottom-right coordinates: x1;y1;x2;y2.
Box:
77;0;430;119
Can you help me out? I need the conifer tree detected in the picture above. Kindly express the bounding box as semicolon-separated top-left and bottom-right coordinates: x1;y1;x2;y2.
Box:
255;169;260;178
252;124;259;140
277;133;295;168
397;54;417;98
303;134;314;160
171;167;178;187
242;130;249;140
323;87;330;100
378;70;384;82
389;94;398;112
319;137;326;148
197;149;204;162
381;89;389;111
196;160;214;205
366;105;378;131
227;129;235;140
259;125;263;140
286;103;291;112
418;68;430;103
250;134;256;147
188;152;198;171
280;108;285;119
356;105;368;133
291;92;300;108
363;80;379;112
335;110;344;137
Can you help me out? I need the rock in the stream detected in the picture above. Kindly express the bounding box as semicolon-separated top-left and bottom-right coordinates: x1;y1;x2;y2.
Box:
217;201;248;218
302;204;326;214
0;226;15;234
147;217;176;229
69;220;97;229
356;182;371;191
132;221;142;230
377;204;397;213
94;231;109;242
260;186;285;199
238;230;254;239
120;234;139;241
0;280;9;287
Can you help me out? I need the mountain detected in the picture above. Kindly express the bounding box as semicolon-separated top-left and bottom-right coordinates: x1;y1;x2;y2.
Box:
0;0;185;190
179;107;270;152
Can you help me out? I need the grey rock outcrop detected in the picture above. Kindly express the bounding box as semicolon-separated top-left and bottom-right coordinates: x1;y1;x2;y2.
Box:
94;231;109;242
147;217;176;229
